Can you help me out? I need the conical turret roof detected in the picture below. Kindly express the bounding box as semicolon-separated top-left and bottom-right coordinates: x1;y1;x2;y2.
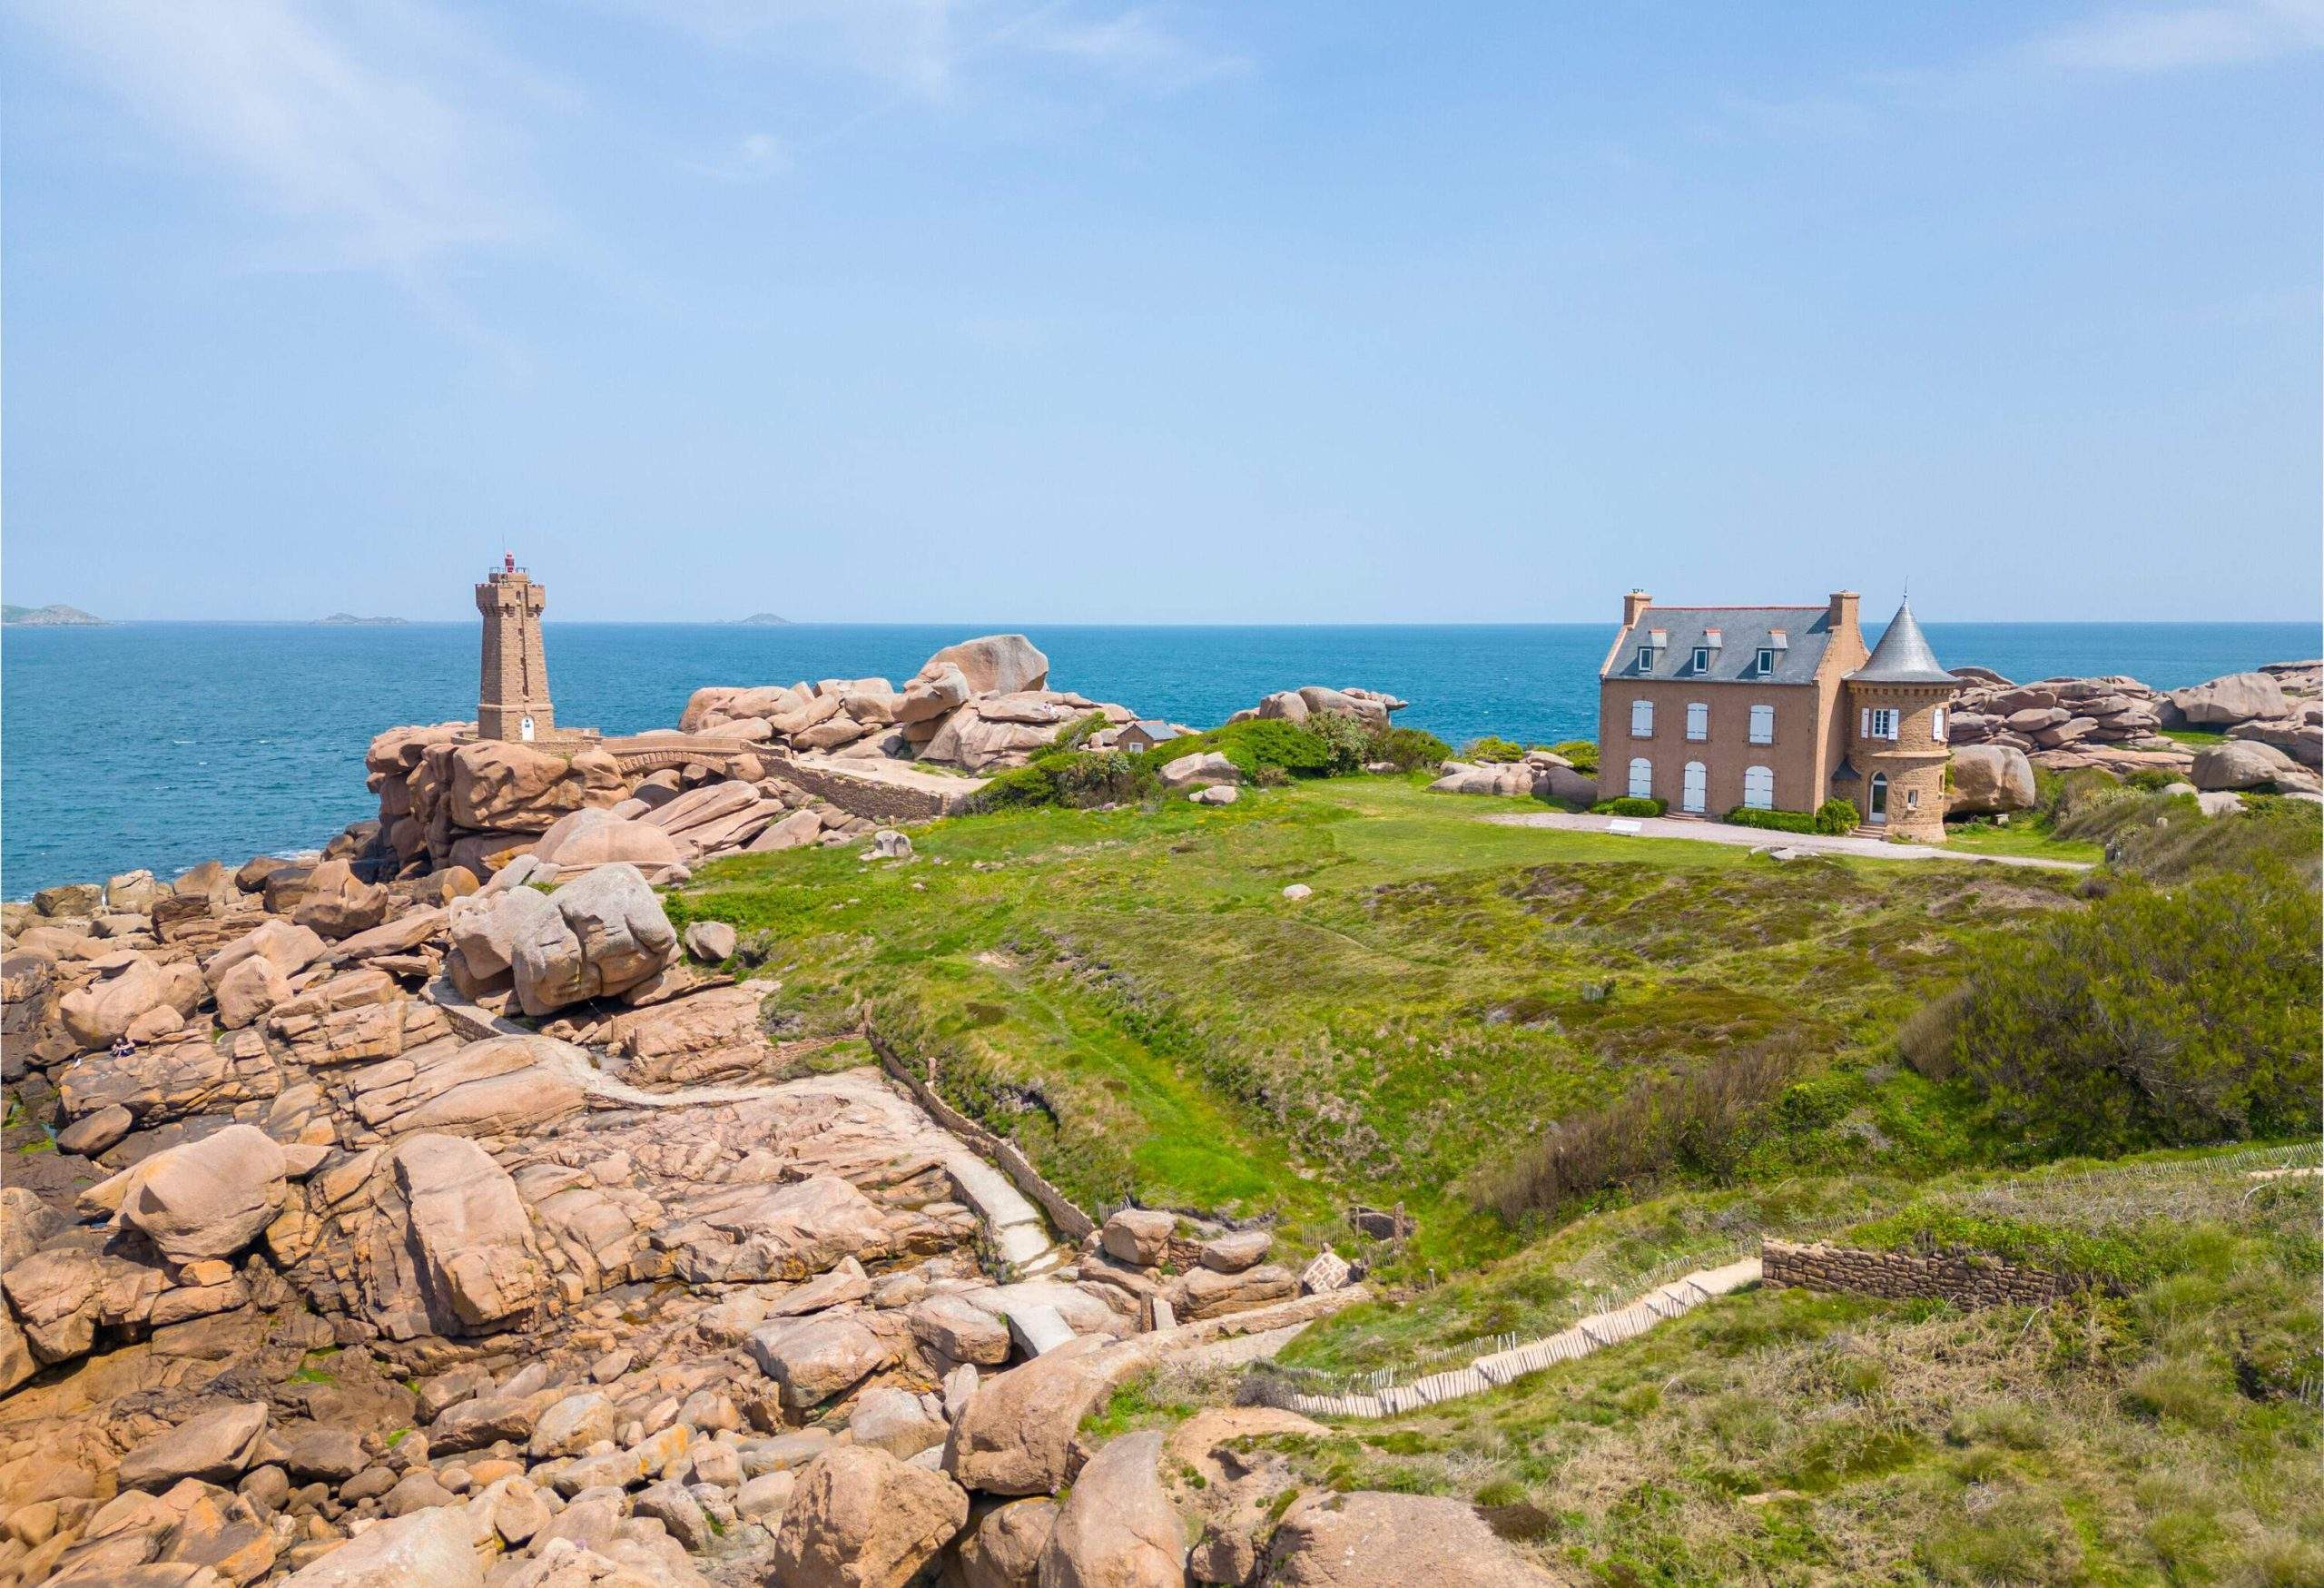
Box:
1849;600;1957;685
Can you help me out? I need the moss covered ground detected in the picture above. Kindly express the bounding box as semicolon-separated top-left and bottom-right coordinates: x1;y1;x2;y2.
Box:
674;776;2077;1270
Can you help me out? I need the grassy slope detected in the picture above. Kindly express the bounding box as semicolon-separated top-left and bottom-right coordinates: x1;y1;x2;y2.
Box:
675;777;2076;1270
675;772;2318;1582
1086;1148;2320;1586
1250;1148;2322;1586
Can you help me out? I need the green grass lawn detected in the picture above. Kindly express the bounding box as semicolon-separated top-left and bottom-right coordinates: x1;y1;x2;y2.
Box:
2159;727;2230;747
674;777;2077;1273
1934;821;2105;863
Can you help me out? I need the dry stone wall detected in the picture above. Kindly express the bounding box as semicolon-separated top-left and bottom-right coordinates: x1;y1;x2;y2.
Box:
1762;1238;2077;1307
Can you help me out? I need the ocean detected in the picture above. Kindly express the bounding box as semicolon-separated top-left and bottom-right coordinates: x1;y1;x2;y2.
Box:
4;619;2317;898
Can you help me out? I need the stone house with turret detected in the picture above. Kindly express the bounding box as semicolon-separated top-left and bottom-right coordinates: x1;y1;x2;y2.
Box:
1595;589;1960;841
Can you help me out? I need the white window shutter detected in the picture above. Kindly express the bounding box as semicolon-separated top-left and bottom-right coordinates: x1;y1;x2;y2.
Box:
1860;707;1870;737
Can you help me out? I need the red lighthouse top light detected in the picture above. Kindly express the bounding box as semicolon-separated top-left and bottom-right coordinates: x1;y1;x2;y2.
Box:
504;550;516;575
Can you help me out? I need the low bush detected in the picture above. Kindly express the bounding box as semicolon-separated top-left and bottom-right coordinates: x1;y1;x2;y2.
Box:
1938;864;2320;1156
1462;735;1526;763
1547;739;1599;774
1591;796;1665;817
976;748;1147;811
1304;709;1374;774
1813;798;1859;835
1724;806;1817;834
1369;725;1452;772
1131;718;1334;781
1476;1041;1804;1221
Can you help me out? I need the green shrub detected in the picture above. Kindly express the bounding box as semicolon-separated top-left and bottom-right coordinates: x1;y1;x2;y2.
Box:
1724;806;1817;834
975;749;1147;812
1813;799;1859;835
2123;767;2181;794
1547;739;1599;774
1140;718;1334;781
1304;709;1374;774
1943;865;2321;1155
1591;796;1665;817
1368;726;1452;772
1462;735;1526;763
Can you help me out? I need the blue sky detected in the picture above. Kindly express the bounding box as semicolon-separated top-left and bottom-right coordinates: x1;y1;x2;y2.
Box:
3;1;2318;623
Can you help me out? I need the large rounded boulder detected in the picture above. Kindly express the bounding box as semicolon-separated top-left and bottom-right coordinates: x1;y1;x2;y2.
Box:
1946;745;2037;814
770;1444;970;1588
110;1124;289;1264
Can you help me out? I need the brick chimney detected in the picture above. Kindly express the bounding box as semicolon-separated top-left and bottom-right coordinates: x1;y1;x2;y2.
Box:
1622;589;1652;628
1827;590;1860;639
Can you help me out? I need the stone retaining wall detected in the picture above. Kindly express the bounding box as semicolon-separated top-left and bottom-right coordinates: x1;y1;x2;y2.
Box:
1762;1238;2076;1307
863;1025;1098;1242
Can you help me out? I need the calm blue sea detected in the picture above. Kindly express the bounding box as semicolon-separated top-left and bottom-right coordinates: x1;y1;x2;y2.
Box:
4;620;2316;897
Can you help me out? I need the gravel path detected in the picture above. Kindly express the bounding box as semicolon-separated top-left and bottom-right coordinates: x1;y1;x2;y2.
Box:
1482;810;2094;871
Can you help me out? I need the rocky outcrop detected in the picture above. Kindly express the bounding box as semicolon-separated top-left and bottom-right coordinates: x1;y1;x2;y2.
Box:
673;635;1135;785
390;1133;546;1333
1429;750;1593;804
1948;661;2321;776
447;865;678;1015
1036;1428;1184;1587
1227;686;1410;727
769;1445;970;1588
1;771;1390;1588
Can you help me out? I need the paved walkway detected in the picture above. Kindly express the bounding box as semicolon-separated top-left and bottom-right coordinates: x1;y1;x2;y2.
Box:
1483;810;2093;871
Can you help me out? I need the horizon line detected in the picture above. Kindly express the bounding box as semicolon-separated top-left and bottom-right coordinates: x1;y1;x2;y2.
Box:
11;616;2324;630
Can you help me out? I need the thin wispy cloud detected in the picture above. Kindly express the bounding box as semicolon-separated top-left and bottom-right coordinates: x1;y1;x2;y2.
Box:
684;132;796;182
1019;7;1251;93
16;0;547;271
2028;0;2324;73
1724;0;2324;144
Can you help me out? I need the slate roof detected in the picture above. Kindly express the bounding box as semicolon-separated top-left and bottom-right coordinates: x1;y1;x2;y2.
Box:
1848;601;1957;685
1120;719;1187;740
1601;606;1833;686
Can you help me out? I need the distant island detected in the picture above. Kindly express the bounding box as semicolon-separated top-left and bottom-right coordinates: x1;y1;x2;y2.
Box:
734;612;791;626
1;603;103;626
315;613;409;626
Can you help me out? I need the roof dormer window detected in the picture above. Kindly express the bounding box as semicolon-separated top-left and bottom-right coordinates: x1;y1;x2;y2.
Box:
1756;646;1776;676
1690;646;1710;674
1636;645;1653;671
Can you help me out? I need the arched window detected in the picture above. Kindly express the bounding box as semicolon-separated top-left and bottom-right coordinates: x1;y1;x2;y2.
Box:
1686;702;1709;742
1743;765;1775;810
1628;757;1653;799
1933;706;1947;743
1630;699;1654;737
1682;762;1708;814
1868;772;1889;821
519;715;536;743
1748;704;1775;745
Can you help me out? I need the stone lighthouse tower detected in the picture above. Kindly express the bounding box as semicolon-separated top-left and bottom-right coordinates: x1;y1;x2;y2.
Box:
475;552;557;743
